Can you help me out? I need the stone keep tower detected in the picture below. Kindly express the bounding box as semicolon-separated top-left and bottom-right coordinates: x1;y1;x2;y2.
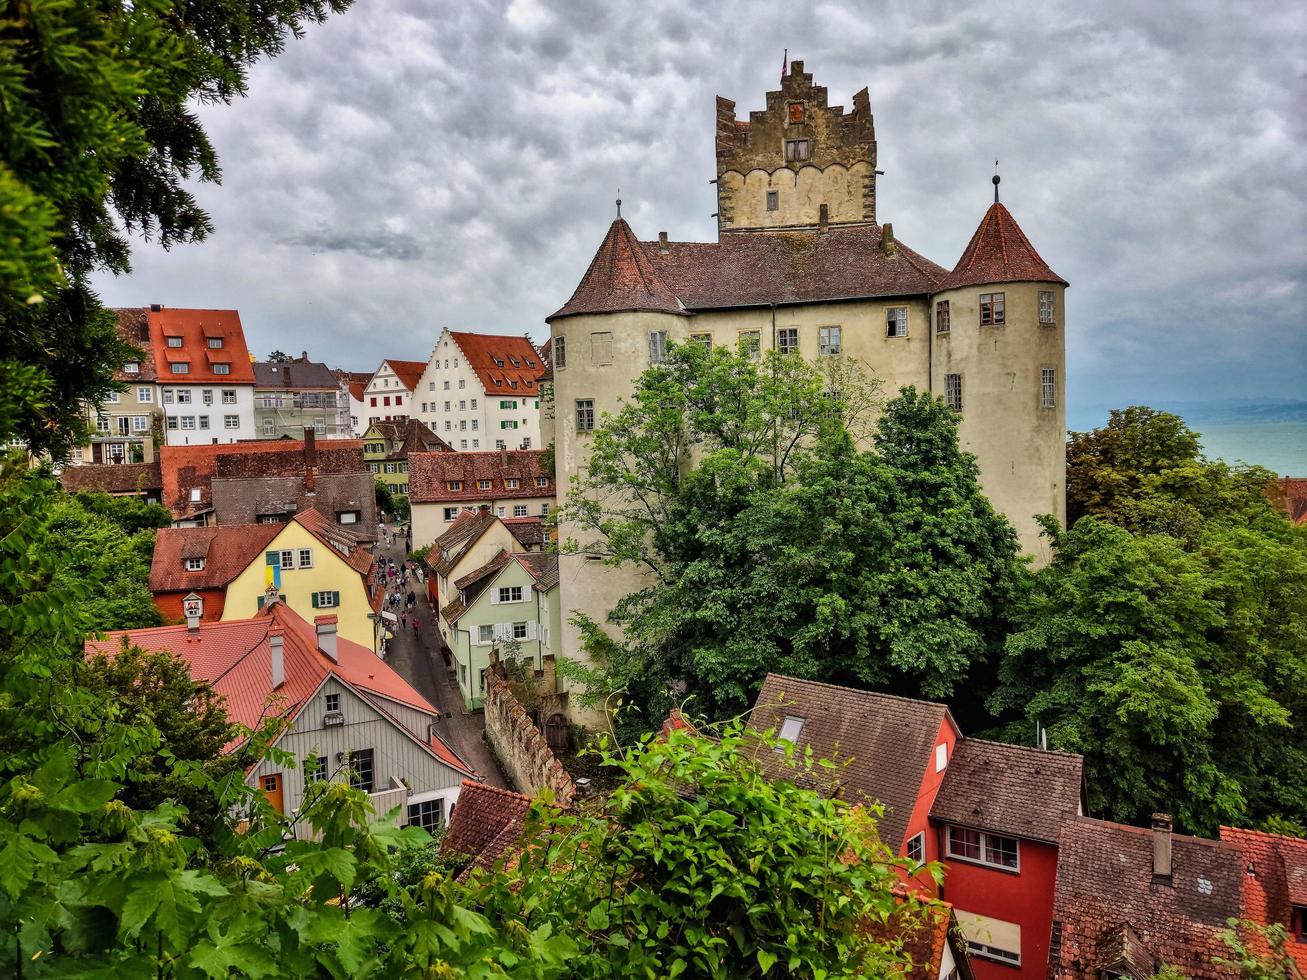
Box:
715;60;877;235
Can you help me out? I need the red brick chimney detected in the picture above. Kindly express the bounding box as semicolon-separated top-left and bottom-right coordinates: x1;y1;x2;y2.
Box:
303;427;317;492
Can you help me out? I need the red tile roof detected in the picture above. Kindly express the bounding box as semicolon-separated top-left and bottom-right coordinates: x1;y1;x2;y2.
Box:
748;674;955;851
439;779;532;879
1279;477;1307;524
1049;817;1243;978
347;381;367;402
146;308;256;385
939;202;1067;291
453;549;512;591
383;359;427;393
160;439;363;518
449;331;547;397
426;510;500;576
549;221;948;320
930;737;1083;844
407;450;553;504
113;308;159;381
1219;826;1307;970
87;602;474;776
549;218;687;320
150;523;284;591
60;461;162;496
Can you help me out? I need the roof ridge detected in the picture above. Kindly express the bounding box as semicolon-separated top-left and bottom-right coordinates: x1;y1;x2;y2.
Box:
1068;815;1240;849
763;673;947;713
459;778;531;802
1220;824;1307;845
959;735;1083;760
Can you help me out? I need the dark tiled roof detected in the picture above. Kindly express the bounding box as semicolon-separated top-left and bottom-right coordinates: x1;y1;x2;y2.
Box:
549;222;947;320
113;308;158;381
930;738;1083;844
939;202;1066;291
503;516;546;550
408;450;553;504
747;674;953;851
60;462;162;496
548;218;687;320
252;359;339;390
427;511;498;576
1050;817;1243;979
440;780;532;879
213;444;365;479
449;331;547;397
150;524;283;591
1220;826;1307;965
516;552;555;584
365;419;450;455
454;549;511;591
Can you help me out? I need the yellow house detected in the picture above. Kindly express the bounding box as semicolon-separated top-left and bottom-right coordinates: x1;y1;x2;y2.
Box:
224;509;382;652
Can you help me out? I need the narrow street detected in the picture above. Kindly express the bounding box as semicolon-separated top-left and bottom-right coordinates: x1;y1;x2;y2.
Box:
373;530;507;788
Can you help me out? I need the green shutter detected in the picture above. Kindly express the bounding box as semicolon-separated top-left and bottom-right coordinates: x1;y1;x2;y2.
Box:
332;591;340;607
257;596;265;610
311;592;319;608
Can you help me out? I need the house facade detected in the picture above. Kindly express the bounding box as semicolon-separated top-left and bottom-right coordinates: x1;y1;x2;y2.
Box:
439;553;557;709
423;511;518;628
148;307;258;445
74;308;163;465
408;449;555;550
253;356;350;439
363;358;425;426
362;419;450;500
87;602;476;832
150;509;383;652
748;674;1084;979
414;328;548;452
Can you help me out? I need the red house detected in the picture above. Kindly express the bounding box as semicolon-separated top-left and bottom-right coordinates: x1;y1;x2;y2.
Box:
1220;826;1307;972
749;675;1084;979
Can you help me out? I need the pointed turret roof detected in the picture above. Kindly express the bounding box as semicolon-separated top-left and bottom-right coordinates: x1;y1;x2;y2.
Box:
548;218;687;321
940;202;1066;291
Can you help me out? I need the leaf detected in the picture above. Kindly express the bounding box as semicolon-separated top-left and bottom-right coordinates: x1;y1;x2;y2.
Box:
757;949;778;973
586;904;610;932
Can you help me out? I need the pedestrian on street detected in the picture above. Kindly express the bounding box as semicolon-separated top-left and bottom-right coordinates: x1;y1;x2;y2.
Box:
412;617;420;637
408;590;416;608
401;612;407;629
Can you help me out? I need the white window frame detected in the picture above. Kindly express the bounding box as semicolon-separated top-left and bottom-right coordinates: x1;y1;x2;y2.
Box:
221;390;237;405
906;831;925;864
886;307;909;338
777;327;799;355
553;336;566;369
1038;290;1055;325
513;504;528;517
778;715;804;745
946;826;1020;872
137;387;153;402
1041;368;1056;409
576;399;595;432
478;624;494;646
512;621;529;640
443;507;458;521
945;374;963;411
315;591;338;608
495;585;524;604
818;325;842;356
224;415;240;429
297;549;313;569
738;330;761;360
185;557;205;571
648;330;667;364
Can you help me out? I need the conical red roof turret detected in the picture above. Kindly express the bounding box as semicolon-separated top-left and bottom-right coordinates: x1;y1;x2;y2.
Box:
940;203;1066;291
548;218;686;321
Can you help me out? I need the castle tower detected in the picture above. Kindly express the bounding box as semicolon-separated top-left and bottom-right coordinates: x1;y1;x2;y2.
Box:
715;60;877;236
932;192;1068;563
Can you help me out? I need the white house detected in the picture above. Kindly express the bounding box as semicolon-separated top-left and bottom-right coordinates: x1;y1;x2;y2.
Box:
147;307;257;445
363;359;425;427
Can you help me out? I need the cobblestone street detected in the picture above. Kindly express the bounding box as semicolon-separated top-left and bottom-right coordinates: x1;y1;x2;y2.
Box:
373;531;506;788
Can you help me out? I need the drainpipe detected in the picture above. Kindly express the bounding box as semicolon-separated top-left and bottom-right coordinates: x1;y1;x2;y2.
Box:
927;292;934;394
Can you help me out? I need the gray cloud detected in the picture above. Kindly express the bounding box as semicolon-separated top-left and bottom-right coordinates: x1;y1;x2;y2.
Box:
94;0;1307;415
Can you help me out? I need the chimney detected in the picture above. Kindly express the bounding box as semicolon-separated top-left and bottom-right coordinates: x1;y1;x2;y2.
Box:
658;231;669;254
1151;813;1172;878
881;222;897;256
303;427;317;492
186;610;201;635
315;614;338;662
150;303;162;312
500;444;508;468
818;204;829;234
269;627;285;688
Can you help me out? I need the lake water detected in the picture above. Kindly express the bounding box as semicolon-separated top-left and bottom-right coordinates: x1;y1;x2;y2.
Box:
1189;422;1307;477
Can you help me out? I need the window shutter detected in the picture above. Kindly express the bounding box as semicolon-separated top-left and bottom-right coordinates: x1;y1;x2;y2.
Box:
527;621;538;640
311;592;319;608
490;590;500;605
257;596;265;610
332;592;340;607
265;552;278;566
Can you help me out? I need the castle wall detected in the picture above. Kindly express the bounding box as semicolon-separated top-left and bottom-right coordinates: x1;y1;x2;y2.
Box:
932;283;1067;563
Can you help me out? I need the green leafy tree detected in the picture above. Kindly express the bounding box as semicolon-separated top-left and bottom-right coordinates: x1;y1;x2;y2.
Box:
471;722;933;978
267;350;292;363
1214;919;1299;979
375;476;396;516
564;342;1023;726
0;0;350;458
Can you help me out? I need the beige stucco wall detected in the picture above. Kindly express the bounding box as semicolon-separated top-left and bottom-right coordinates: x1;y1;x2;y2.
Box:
719;161;876;232
932;282;1067;563
412;495;555;552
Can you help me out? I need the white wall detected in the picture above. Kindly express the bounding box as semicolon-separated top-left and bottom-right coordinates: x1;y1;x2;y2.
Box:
364;362;413;426
160;384;256;445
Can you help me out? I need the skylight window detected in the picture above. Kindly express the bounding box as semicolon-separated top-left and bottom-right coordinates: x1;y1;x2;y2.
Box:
778;715;805;744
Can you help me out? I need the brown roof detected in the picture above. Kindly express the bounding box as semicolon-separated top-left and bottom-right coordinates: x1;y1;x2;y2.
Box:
549;221;947;320
503;516;546;550
60;461;162;496
365;419;450;456
939;202;1067;291
252;359;339;390
454;549;512;591
747;674;954;851
113;308;158;381
383;359;427;392
408;450;553;504
427;511;499;576
439;780;532;879
449;331;547;397
292;507;374;578
1050;817;1243;979
146;308;256;385
149;523;284;591
1220;826;1307;967
549;218;687;320
930;738;1083;844
517;552;556;585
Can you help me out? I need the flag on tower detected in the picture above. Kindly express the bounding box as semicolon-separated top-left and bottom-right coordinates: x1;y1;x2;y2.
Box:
781;48;788;84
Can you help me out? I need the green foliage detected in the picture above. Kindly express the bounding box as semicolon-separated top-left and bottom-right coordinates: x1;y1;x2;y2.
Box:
0;0;350;457
1214;919;1299;978
994;411;1307;833
471;722;932;978
374;476;396;516
563;342;1023;727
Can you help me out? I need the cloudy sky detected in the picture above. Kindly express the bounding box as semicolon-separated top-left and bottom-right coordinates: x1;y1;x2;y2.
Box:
94;0;1306;422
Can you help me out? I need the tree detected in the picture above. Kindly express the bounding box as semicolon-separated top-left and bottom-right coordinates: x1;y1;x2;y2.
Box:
375;476;396;517
471;722;933;978
267;350;292;363
0;0;350;458
990;515;1307;835
563;342;1023;728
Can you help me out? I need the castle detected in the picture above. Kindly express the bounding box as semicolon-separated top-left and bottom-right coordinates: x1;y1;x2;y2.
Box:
544;61;1067;682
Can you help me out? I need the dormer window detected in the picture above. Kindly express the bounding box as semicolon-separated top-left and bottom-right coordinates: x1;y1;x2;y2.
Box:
509;356;521;367
448;480;462;491
166;336;183;348
171;362;190;374
206;337;224;349
185;557;205;571
123;362;140;373
477;479;491;490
